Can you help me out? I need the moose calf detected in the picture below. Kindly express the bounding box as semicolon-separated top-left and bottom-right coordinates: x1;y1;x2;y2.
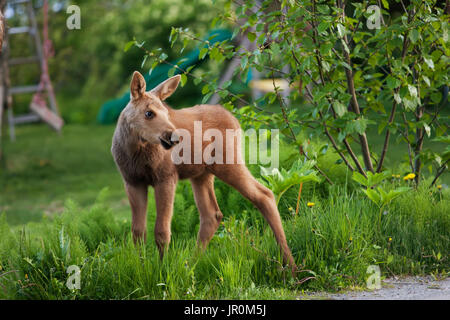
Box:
111;71;295;270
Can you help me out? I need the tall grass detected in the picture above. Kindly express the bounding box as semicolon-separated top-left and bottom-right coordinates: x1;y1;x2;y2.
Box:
0;183;448;299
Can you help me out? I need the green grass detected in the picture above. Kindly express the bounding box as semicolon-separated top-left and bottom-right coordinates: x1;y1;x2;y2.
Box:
0;124;448;299
0;124;126;225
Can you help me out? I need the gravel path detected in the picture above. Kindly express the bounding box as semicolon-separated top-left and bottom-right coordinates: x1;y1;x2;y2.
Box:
305;276;450;300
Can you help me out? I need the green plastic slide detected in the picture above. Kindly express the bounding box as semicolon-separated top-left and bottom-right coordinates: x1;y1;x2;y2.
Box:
97;29;232;124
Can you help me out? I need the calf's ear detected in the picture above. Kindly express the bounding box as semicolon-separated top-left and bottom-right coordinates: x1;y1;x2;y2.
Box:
151;75;181;101
130;71;146;100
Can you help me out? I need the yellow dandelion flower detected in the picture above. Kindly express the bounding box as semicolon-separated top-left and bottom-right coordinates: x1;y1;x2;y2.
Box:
25;274;28;279
349;236;353;241
437;185;442;190
388;237;392;242
403;173;416;181
307;202;315;207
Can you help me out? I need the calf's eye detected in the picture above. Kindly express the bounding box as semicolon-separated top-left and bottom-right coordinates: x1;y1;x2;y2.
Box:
145;111;154;119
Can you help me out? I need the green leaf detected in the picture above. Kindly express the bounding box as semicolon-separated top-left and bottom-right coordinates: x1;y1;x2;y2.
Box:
159;53;168;61
363;188;381;207
424;57;435;70
409;29;419;44
386;76;400;90
367;171;391;187
333;101;347;117
337;23;346;38
433;135;450;144
167;67;176;77
321;60;331;72
318;21;329;33
247;32;256;42
260;160;321;206
180;73;187;87
403;97;417;111
201;84;210;95
202;92;213;104
169;29;178;47
352;171;369;187
408;85;418;98
381;187;410;205
431;92;442;104
124;40;136;52
199;47;209;60
378;121;387;135
140;55;148;69
354;118;368;135
424;123;431;138
135;41;145;48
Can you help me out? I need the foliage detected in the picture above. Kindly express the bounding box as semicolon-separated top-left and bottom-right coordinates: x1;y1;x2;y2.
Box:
144;0;449;187
260;159;321;205
361;185;410;209
1;124;448;299
352;170;391;188
6;0;222;122
0;183;447;299
352;170;411;208
2;0;450;300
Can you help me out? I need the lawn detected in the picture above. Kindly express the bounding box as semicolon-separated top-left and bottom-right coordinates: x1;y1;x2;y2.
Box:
0;123;448;299
0;124;126;225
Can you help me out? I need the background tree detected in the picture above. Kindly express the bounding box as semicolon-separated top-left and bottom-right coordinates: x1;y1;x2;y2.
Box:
6;0;222;122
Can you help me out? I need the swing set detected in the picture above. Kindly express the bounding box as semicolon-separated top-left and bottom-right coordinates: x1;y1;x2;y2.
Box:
0;0;62;157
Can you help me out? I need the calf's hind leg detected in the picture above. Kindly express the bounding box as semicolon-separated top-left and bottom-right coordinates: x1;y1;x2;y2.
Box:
190;173;223;249
213;165;296;270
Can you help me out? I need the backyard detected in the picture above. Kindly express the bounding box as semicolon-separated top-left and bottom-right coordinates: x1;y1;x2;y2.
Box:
0;123;448;299
0;0;449;301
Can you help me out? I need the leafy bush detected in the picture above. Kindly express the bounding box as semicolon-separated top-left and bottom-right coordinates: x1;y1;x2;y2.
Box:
141;0;449;187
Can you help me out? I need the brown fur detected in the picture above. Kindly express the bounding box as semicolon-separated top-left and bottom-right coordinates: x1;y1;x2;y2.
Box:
111;71;296;270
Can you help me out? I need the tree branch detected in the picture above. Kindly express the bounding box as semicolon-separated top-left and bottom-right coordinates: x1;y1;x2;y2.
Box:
269;60;334;185
430;159;449;187
376;8;412;172
336;0;374;172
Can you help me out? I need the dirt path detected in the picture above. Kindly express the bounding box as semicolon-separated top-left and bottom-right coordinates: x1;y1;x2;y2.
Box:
305;276;450;300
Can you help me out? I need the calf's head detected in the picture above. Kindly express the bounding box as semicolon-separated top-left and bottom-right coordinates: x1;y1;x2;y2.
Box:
126;71;180;149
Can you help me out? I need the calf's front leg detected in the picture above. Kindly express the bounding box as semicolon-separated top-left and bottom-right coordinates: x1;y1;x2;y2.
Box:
153;178;177;259
125;183;148;244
